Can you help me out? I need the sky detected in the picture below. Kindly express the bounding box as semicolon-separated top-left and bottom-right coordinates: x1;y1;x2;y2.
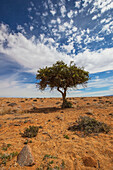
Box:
0;0;113;98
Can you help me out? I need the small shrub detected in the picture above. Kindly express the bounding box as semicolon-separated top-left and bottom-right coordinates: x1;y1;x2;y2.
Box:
43;154;57;160
2;144;11;151
21;126;39;138
61;160;65;169
62;100;73;108
63;134;69;139
0;152;18;166
68;116;110;135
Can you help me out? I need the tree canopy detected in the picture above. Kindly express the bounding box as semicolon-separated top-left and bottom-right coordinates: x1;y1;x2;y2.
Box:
36;61;89;108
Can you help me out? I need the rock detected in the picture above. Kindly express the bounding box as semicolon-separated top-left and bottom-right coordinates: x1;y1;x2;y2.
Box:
85;112;93;115
56;102;60;104
109;113;113;116
82;156;97;168
17;145;35;167
8;103;17;106
56;116;63;120
14;124;21;126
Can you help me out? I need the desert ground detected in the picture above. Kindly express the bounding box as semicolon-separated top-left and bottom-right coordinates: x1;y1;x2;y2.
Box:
0;96;113;170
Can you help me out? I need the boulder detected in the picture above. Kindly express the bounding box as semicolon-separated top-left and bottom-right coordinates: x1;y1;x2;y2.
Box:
82;156;97;168
17;145;35;167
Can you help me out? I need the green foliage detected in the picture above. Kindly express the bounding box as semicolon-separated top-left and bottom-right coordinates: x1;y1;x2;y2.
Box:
0;152;18;166
36;61;89;90
43;154;57;160
2;144;11;151
61;99;72;108
61;160;65;169
63;134;69;139
24;139;32;144
68;116;110;135
36;61;89;108
21;126;39;138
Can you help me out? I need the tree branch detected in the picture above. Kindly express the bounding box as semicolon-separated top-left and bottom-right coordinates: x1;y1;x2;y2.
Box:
57;87;63;95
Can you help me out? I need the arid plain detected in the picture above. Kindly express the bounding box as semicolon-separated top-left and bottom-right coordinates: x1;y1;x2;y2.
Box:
0;96;113;170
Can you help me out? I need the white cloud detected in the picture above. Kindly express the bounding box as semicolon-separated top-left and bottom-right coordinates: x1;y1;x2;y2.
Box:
28;7;32;12
51;20;57;24
30;26;34;31
0;23;113;77
73;48;113;73
95;36;104;41
101;1;113;13
30;1;34;7
75;1;81;8
70;19;74;25
101;21;113;33
92;15;98;20
0;24;71;74
59;25;66;32
57;18;61;24
87;28;90;34
93;0;113;14
58;0;66;7
42;12;48;17
17;25;26;34
100;18;106;24
72;26;77;32
50;10;56;16
82;0;93;8
67;10;73;18
84;34;104;44
76;35;82;43
17;25;23;30
43;2;48;9
62;42;74;53
60;5;66;17
48;0;53;9
74;11;78;16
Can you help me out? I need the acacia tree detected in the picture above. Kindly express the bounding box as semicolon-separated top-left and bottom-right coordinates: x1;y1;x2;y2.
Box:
36;61;89;108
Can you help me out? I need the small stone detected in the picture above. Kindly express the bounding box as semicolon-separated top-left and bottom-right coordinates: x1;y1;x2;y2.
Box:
8;103;17;106
56;116;63;120
85;112;93;115
39;126;43;129
82;156;97;168
17;145;35;167
14;124;21;126
109;113;113;116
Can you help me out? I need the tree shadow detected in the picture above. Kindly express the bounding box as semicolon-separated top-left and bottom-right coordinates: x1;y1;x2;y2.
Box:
26;107;63;114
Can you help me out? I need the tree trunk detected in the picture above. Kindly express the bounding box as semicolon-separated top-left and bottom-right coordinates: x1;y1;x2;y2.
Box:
57;87;67;108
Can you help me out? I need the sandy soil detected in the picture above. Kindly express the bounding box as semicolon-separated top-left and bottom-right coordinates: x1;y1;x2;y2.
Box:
0;96;113;170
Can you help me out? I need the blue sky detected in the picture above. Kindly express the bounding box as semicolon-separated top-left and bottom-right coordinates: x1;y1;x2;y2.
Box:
0;0;113;97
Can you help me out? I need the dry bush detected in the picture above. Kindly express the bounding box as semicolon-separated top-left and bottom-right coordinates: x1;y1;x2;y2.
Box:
68;116;110;135
21;126;39;138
